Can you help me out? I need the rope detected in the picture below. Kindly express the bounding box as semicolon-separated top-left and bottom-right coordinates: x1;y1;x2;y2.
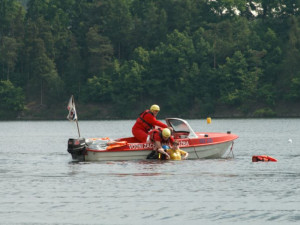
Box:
194;146;200;159
226;141;235;158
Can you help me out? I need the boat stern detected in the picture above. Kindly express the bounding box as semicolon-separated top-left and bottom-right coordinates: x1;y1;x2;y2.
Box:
67;138;86;161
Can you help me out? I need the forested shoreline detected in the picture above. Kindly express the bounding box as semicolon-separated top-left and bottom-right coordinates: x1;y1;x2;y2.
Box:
1;0;300;120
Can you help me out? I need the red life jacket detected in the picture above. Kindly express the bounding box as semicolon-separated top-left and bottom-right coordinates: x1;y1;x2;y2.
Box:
252;155;277;162
149;128;171;145
138;110;155;131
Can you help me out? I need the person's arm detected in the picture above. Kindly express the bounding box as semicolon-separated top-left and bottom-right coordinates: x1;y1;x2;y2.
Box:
155;141;170;159
170;136;175;144
144;113;168;128
180;150;188;160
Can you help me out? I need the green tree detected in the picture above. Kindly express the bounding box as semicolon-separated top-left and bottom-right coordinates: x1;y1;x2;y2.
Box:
84;74;113;102
208;0;246;17
86;25;113;76
0;0;25;84
61;34;84;98
254;27;281;106
158;0;194;32
290;72;300;100
26;0;76;78
95;0;133;59
193;27;213;67
256;0;281;18
278;16;300;100
203;18;252;68
132;47;150;67
0;36;20;80
131;0;167;49
0;0;24;36
111;60;143;109
0;80;24;113
218;51;259;106
280;0;300;16
148;30;196;98
29;38;63;105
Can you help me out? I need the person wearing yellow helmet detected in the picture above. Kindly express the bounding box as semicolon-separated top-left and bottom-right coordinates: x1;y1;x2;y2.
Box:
150;104;160;112
132;105;172;143
147;128;175;160
162;127;171;138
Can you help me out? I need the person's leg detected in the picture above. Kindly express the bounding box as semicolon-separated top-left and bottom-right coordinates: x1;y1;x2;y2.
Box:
132;127;148;142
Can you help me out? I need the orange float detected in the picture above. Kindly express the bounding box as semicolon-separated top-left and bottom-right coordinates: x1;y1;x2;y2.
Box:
252;155;277;162
106;141;128;150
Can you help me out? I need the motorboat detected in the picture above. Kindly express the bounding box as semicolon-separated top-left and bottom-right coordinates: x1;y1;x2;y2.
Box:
67;118;238;161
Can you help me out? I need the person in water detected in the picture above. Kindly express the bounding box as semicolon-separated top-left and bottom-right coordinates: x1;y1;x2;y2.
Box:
132;104;172;143
149;128;174;160
167;140;188;160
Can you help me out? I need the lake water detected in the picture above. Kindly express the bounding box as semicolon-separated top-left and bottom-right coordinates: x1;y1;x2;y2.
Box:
0;119;299;225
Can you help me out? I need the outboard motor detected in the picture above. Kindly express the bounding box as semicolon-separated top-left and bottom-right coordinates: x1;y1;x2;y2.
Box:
67;138;86;161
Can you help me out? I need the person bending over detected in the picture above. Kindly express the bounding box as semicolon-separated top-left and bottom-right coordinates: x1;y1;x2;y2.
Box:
149;128;174;160
132;104;172;143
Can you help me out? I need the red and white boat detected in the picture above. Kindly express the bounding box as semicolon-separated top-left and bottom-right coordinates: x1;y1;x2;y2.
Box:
67;118;238;161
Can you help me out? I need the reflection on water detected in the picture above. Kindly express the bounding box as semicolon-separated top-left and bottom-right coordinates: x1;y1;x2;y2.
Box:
0;119;300;224
112;172;163;177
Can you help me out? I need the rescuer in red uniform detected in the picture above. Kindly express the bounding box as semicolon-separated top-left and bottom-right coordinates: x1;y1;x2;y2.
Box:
150;128;174;159
132;104;171;143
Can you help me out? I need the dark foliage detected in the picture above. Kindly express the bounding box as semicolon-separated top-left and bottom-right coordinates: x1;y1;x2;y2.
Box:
1;0;300;118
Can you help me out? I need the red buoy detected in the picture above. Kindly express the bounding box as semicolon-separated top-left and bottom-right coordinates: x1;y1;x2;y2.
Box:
252;155;277;162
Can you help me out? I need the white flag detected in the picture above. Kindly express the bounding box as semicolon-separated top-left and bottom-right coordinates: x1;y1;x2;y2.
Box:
67;95;77;121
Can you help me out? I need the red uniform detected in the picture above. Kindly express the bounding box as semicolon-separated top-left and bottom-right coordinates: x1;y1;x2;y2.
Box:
150;128;174;146
132;110;168;142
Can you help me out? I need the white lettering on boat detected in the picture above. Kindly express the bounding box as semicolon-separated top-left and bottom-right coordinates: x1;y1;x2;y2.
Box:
143;143;154;149
129;143;154;150
179;141;189;146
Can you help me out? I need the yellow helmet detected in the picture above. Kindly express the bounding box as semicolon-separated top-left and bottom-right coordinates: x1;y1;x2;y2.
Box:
150;104;160;112
162;128;171;138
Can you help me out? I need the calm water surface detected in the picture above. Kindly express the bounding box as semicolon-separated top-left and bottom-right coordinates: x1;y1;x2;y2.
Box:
0;119;299;225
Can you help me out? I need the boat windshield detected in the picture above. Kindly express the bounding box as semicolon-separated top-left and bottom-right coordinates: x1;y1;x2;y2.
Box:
168;119;190;132
166;118;198;138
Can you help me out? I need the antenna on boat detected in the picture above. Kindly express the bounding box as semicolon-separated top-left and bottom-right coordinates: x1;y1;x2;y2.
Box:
67;95;81;137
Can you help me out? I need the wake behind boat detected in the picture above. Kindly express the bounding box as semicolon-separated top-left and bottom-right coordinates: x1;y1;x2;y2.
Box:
67;118;238;161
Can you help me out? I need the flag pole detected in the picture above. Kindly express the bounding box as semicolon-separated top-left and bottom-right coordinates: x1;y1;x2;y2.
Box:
72;95;81;138
67;95;81;138
76;118;81;137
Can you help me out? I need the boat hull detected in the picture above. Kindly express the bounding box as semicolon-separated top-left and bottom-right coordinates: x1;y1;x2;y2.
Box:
83;140;234;161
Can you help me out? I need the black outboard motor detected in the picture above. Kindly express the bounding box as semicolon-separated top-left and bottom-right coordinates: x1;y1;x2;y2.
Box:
67;138;86;161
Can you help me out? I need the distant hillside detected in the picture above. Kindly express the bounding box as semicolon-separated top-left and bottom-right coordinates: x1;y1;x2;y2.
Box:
1;1;300;120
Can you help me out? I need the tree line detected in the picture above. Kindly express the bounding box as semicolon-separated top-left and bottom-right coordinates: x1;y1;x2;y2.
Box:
1;0;300;119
